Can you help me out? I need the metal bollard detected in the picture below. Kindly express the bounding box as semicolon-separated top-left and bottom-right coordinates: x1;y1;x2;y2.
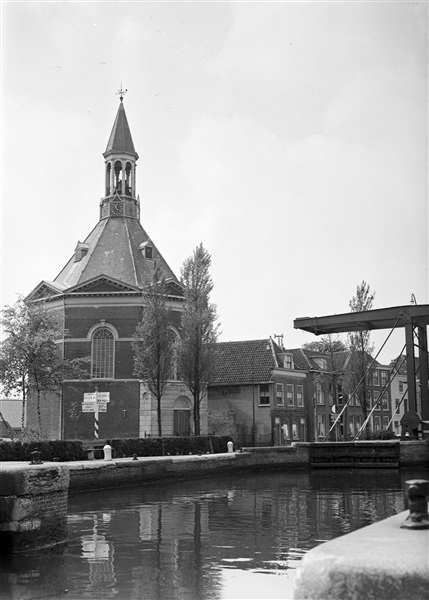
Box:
227;441;234;453
401;479;429;530
103;444;113;461
29;449;43;465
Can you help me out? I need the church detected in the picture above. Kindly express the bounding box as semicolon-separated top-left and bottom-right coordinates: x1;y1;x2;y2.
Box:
27;94;206;440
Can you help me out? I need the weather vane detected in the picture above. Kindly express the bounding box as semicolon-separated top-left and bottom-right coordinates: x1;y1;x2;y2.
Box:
116;83;128;102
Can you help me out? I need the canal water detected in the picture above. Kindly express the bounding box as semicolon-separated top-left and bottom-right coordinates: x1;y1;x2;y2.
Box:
1;467;427;600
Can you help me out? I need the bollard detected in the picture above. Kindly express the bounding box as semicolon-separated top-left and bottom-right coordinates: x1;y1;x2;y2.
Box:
227;441;234;453
401;479;429;530
29;449;43;465
103;444;113;461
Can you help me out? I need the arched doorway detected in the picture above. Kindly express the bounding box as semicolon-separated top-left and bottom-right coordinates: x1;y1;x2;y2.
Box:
174;396;191;437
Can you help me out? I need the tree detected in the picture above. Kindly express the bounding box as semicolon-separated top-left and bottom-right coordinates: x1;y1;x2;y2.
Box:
178;244;220;436
132;275;176;437
303;335;347;354
345;280;375;424
0;297;88;437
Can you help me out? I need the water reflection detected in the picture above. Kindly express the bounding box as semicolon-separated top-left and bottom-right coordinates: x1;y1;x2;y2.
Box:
1;467;427;600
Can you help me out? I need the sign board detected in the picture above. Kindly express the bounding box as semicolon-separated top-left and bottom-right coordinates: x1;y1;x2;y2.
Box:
82;403;96;413
97;403;107;412
84;393;97;402
96;392;110;402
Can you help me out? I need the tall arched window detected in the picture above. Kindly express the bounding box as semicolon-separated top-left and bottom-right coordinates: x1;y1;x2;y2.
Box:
91;327;115;378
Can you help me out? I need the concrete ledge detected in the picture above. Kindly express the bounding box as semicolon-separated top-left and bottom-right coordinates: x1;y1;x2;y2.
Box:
293;509;429;600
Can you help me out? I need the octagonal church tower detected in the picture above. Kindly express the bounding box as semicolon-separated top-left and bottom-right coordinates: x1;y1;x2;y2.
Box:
27;96;204;441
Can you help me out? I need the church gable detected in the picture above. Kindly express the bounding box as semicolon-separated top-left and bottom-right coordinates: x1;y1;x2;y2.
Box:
26;281;66;302
66;275;140;294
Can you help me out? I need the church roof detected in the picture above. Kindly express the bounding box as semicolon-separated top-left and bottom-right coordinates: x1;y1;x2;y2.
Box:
54;216;181;293
104;101;138;159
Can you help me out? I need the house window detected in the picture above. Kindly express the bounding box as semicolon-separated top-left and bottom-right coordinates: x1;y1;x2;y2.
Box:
381;371;387;387
355;418;361;435
381;394;388;410
317;414;326;437
395;398;400;410
284;354;293;369
292;417;298;440
276;384;284;406
316;383;324;405
404;399;409;413
297;385;304;407
349;394;354;406
372;371;379;386
282;422;290;440
349;417;355;436
355;394;361;406
91;327;115;378
259;384;270;406
399;381;405;392
287;384;294;406
374;416;381;431
373;391;380;408
382;416;389;429
145;245;153;259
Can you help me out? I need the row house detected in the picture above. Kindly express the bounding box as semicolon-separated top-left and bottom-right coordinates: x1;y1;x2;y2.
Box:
289;349;363;442
207;339;308;447
367;364;394;433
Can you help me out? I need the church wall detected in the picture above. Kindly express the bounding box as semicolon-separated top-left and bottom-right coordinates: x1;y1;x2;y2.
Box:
63;380;140;440
64;303;142;338
25;390;62;440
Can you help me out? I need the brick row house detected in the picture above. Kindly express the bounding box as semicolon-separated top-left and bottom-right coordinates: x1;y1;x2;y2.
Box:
26;97;203;440
207;340;308;446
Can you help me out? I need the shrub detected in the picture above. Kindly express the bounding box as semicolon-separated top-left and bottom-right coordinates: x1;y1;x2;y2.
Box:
0;440;86;462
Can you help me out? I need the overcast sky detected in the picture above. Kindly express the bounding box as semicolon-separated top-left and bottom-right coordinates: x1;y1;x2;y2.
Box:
1;1;427;363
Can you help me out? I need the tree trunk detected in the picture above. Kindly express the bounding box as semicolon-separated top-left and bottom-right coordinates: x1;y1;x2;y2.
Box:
157;395;162;438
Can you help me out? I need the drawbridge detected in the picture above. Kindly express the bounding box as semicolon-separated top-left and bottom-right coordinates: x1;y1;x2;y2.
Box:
294;304;429;436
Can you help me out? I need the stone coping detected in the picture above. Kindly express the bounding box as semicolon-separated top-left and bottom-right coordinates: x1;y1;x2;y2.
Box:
293;509;429;600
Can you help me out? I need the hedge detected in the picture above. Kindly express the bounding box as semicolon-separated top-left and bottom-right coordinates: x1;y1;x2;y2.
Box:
0;436;234;462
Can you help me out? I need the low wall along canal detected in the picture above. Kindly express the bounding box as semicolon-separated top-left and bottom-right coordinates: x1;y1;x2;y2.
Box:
0;441;428;598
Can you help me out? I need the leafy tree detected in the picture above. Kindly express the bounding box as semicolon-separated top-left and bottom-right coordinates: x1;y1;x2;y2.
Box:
304;335;347;399
132;275;176;437
0;297;88;438
344;280;375;424
302;335;347;354
178;244;220;436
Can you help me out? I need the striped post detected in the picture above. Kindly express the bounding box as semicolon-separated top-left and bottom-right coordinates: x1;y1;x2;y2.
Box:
94;390;99;440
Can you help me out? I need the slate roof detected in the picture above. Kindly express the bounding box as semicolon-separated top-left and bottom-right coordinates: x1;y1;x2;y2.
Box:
104;101;138;159
211;339;277;386
53;216;180;292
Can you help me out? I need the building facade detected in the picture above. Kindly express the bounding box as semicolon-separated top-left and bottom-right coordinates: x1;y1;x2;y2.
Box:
26;98;204;440
207;339;308;447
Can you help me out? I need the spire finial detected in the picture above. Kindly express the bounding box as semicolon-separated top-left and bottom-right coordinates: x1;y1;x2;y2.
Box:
116;83;128;102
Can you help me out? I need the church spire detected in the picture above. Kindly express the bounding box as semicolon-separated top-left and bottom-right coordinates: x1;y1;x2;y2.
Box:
100;89;140;221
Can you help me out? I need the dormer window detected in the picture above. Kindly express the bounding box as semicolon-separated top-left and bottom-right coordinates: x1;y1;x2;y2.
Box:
313;357;328;371
283;353;293;369
139;241;154;260
74;242;89;262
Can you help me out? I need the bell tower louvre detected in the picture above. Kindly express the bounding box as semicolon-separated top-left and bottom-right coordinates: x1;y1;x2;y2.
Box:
25;92;203;441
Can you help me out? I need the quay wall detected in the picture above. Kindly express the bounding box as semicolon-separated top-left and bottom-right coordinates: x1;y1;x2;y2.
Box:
292;509;429;600
0;463;69;553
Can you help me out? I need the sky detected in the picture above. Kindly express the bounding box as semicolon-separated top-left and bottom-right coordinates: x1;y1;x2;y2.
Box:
1;1;428;364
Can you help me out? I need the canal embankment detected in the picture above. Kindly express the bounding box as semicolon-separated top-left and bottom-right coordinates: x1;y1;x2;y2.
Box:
292;506;429;599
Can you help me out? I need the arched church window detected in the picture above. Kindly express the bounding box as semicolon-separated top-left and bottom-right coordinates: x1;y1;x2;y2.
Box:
91;327;115;378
